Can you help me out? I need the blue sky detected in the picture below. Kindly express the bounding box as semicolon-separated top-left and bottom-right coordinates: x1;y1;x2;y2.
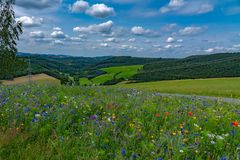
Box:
14;0;240;58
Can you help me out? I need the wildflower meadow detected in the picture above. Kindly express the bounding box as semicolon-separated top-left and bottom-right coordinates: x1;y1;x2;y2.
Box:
0;84;239;159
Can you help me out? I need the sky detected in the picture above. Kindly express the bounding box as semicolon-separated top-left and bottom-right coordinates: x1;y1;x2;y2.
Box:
13;0;240;58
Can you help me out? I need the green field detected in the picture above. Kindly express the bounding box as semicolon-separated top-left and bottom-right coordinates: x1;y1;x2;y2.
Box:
0;84;239;159
82;65;143;85
79;78;92;86
122;77;240;98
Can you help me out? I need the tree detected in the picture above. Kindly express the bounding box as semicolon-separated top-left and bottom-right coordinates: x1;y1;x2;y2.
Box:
0;0;23;79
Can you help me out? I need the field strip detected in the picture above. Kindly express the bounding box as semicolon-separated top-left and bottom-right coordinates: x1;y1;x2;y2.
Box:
157;92;240;104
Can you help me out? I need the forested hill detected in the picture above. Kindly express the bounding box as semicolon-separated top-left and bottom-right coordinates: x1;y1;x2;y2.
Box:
133;53;240;82
2;52;240;85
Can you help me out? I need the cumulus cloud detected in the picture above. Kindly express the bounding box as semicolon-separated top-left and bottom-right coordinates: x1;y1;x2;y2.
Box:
70;37;83;42
166;37;175;43
54;40;64;45
16;16;43;27
177;39;183;43
104;37;117;43
53;27;62;31
16;0;62;10
164;44;182;49
100;43;109;47
179;26;206;36
69;1;115;18
205;48;214;53
51;30;66;39
73;20;114;34
160;0;214;15
128;38;136;42
131;26;160;37
86;4;115;18
70;0;89;13
30;31;45;38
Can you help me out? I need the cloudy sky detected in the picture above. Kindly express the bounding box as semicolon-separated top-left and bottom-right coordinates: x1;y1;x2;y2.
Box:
14;0;240;58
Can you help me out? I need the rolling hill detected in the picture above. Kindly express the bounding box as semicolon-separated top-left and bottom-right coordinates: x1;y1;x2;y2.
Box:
2;52;240;85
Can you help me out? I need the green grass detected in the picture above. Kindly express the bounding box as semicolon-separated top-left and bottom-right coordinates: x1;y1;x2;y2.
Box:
79;78;92;86
90;65;143;85
0;84;239;159
91;74;114;84
121;77;240;98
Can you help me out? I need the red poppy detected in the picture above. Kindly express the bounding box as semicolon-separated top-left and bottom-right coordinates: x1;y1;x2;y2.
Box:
165;112;169;116
188;112;193;117
155;113;161;117
232;121;239;127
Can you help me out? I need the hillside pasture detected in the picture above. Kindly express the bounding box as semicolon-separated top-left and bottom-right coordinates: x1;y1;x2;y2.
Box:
122;77;240;98
83;65;143;85
1;73;60;85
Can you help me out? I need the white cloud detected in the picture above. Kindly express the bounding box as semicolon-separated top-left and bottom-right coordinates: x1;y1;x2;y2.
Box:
100;43;109;47
16;16;43;27
70;37;83;42
16;0;62;10
51;30;66;39
54;40;64;45
233;44;240;48
86;4;115;18
131;26;160;37
128;38;136;42
164;44;182;49
104;37;117;42
30;31;45;38
70;0;89;13
177;39;183;43
205;48;214;53
53;27;62;31
166;37;175;43
73;20;114;34
179;26;205;36
160;0;213;15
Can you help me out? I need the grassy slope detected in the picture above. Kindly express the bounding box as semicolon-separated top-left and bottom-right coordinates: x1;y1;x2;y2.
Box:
121;77;240;98
79;78;92;85
90;65;143;84
1;74;60;85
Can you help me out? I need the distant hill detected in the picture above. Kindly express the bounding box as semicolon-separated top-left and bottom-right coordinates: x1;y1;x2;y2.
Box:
2;52;240;85
133;53;240;82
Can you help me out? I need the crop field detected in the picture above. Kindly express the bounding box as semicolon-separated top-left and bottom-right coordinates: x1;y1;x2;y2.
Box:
0;84;239;159
122;77;240;98
81;65;143;85
0;74;60;85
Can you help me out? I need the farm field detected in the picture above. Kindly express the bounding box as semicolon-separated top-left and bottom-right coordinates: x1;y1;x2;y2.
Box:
122;77;240;98
0;84;239;159
81;65;143;85
0;73;60;85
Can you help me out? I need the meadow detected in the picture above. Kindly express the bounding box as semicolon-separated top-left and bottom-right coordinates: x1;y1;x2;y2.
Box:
0;84;239;160
81;65;143;85
122;77;240;98
1;74;60;85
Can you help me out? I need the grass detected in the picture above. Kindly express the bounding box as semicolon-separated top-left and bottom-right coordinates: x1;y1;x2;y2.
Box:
0;84;239;159
1;73;60;85
121;77;240;98
89;65;143;85
79;78;92;86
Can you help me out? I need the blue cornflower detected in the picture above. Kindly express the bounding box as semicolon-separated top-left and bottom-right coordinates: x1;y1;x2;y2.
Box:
90;115;97;120
157;158;163;160
32;118;39;123
133;153;137;159
221;157;227;160
121;149;126;156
